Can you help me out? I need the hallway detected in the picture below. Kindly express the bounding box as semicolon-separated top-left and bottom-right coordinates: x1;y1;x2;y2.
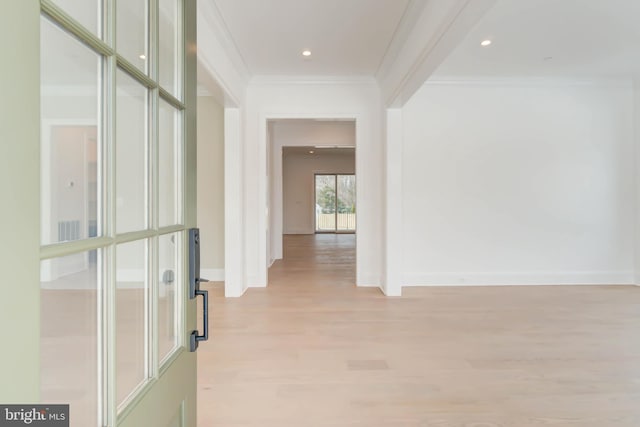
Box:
269;234;356;288
197;235;640;427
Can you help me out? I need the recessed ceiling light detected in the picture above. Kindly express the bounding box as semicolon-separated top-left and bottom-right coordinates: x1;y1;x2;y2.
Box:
302;50;312;57
308;150;314;154
480;40;492;47
139;54;146;59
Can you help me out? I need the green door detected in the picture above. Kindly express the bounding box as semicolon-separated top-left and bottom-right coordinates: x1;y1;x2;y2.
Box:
0;1;200;426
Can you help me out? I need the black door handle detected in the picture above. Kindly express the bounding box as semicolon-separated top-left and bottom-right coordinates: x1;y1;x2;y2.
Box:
190;288;209;352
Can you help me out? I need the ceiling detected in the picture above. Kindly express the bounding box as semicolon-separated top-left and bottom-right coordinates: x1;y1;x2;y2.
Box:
432;0;640;79
212;0;411;76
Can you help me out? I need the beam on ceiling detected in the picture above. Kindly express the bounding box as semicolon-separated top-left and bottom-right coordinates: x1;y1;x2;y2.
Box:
377;0;497;108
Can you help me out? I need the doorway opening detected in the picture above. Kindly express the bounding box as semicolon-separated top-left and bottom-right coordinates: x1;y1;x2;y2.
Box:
269;120;357;286
314;174;356;233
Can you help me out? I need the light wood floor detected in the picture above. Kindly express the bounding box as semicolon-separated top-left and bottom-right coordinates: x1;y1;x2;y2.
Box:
198;234;640;427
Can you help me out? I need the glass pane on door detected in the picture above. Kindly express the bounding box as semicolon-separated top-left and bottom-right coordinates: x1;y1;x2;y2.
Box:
158;232;180;363
116;0;148;73
40;250;101;427
159;100;180;227
116;240;149;407
315;175;336;232
159;0;181;98
41;17;101;245
116;68;148;234
337;175;356;231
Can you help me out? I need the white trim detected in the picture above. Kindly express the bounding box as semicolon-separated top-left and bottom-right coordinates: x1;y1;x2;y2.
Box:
250;75;378;86
264;112;365;120
224;283;248;298
224;108;246;298
380;284;402;297
247;275;265;288
378;0;497;107
201;268;224;281
382;109;403;297
634;77;640;285
196;0;250;107
197;0;251;79
357;275;380;287
425;77;634;88
403;271;635;287
262;112;367;287
197;51;244;108
375;0;427;79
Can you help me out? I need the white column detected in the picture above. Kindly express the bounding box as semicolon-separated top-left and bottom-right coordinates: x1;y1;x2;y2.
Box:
383;109;404;296
224;108;246;296
271;137;284;261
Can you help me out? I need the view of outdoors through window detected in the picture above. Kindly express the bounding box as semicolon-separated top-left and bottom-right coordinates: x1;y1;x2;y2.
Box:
315;174;356;232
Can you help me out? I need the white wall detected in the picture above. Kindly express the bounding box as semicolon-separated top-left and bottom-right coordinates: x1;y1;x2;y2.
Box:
197;96;225;280
245;79;382;287
282;150;355;235
271;120;355;146
401;80;635;286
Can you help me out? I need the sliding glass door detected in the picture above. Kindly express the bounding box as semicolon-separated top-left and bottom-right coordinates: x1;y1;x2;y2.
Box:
315;174;356;233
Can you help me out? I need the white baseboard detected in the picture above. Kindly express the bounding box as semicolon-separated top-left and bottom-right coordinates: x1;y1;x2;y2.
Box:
201;268;225;281
247;274;267;287
356;282;379;288
381;284;402;296
357;273;380;287
402;271;635;286
225;284;247;298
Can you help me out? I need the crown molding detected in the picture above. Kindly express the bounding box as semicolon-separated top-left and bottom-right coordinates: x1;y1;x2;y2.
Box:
249;75;378;86
424;76;634;88
200;1;251;81
197;0;251;106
